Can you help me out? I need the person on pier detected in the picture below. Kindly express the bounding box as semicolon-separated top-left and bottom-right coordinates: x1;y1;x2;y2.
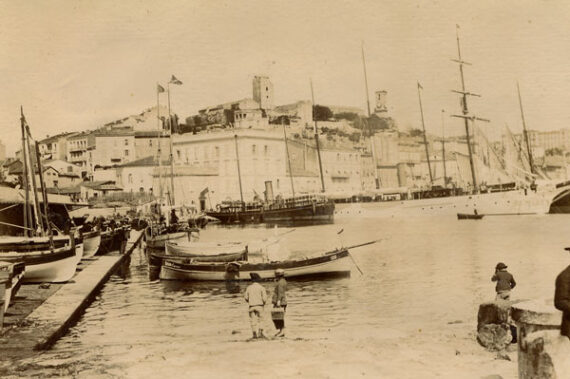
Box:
492;262;516;300
244;272;267;339
271;268;287;337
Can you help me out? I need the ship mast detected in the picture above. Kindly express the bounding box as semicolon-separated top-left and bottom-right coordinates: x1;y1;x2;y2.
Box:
417;82;433;186
282;118;295;197
441;109;448;187
20;107;33;237
234;134;245;207
156;84;164;205
451;25;489;194
361;42;380;189
310;79;326;193
517;81;535;177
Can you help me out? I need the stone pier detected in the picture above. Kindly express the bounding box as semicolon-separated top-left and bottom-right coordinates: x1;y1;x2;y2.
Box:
511;299;570;378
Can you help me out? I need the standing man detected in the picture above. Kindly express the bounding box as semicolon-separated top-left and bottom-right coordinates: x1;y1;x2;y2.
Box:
244;272;267;339
554;248;570;339
272;268;288;337
492;262;516;300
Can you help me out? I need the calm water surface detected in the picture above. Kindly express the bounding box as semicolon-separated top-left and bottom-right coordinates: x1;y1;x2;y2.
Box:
7;207;570;378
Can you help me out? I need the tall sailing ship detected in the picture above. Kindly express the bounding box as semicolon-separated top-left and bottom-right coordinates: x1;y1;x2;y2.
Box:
340;28;569;218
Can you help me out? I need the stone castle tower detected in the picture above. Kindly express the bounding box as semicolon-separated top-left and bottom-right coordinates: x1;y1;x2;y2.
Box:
252;76;274;110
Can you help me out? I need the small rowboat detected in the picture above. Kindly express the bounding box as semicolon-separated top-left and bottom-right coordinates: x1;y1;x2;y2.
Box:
0;261;25;312
457;213;484;220
159;248;351;281
165;240;247;257
151;250;248;264
145;227;188;251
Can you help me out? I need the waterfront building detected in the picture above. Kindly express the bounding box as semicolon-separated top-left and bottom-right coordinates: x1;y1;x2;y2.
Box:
38;132;77;161
92;128;135;168
6;158;81;190
134;130;170;162
66;131;96;178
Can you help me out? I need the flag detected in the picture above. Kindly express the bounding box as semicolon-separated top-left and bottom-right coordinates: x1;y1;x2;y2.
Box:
417;81;423;90
170;75;183;85
337;228;344;235
157;84;165;93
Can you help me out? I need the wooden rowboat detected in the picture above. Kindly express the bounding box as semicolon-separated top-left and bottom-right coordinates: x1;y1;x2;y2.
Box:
165;240;247;257
159;248;351;281
457;213;484;220
82;230;101;258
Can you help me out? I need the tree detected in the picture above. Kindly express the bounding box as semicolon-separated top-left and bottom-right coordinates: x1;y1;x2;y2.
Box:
313;105;333;121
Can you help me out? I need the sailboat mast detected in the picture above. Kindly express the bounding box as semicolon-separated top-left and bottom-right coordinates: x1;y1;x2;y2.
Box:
157;85;164;205
453;26;478;194
361;43;380;189
282;119;295;197
441;109;448;187
35;140;54;247
25;129;43;235
417;82;433;186
517;82;535;176
234;134;245;206
310;79;326;193
20;107;31;237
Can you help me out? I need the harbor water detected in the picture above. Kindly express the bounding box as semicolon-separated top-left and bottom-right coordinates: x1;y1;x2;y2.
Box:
4;205;570;378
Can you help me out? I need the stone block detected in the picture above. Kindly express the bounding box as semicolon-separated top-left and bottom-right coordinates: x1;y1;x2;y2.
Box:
477;323;512;351
477;301;512;331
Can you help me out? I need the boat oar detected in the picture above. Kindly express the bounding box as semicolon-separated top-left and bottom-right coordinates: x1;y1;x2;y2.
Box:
349;253;364;275
343;239;383;250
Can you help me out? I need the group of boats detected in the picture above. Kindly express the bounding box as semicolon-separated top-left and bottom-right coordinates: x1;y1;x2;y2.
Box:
0;111;131;314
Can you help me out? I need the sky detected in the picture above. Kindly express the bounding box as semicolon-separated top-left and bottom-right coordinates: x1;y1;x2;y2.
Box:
1;0;570;156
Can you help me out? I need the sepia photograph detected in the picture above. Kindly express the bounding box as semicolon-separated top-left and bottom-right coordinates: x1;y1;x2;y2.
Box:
1;1;570;378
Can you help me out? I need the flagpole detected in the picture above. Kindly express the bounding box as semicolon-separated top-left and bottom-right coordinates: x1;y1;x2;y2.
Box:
167;82;175;206
417;81;433;186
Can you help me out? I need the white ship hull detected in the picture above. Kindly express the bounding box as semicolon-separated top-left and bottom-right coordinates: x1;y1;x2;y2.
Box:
336;188;567;218
83;232;101;258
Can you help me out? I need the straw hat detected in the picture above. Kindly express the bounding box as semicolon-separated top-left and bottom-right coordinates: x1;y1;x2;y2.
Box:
274;268;285;277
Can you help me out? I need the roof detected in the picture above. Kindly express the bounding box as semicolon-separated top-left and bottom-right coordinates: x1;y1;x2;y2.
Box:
80;180;115;189
118;156;169;168
39;132;78;144
134;130;169;138
0;186;86;205
153;165;217;177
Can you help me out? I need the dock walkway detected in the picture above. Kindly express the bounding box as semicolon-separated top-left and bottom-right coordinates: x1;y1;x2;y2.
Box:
0;230;143;361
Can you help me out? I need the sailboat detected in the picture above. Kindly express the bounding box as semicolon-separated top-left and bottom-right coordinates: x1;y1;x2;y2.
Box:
0;108;77;283
144;83;188;249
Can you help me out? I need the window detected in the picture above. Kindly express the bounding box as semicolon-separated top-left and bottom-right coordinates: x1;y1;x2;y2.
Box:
264;145;268;155
177;150;181;160
124;139;129;146
67;166;73;173
276;179;280;189
149;140;153;147
252;144;256;155
128;174;133;184
53;180;58;188
125;150;129;156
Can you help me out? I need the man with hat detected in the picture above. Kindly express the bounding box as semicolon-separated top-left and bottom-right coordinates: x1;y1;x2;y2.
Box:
271;268;288;337
554;248;570;339
244;272;267;339
492;262;516;300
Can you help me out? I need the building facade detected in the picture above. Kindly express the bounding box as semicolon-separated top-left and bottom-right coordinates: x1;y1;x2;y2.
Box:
252;76;274;110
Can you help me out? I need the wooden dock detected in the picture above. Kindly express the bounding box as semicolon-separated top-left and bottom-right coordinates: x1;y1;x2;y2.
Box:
0;230;143;361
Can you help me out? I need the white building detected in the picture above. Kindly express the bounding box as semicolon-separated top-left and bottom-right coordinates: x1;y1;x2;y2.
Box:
92;129;135;168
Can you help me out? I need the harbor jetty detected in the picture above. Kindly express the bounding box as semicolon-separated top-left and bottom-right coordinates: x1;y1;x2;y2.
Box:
0;230;143;362
477;299;570;378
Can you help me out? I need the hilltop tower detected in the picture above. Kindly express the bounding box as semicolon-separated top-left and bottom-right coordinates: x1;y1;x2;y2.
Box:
253;76;274;110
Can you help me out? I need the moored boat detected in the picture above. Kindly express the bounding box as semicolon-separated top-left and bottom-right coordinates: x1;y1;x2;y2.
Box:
165;240;247;257
145;227;188;251
82;230;101;258
457;213;484;220
0;242;77;283
159;248;351;281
